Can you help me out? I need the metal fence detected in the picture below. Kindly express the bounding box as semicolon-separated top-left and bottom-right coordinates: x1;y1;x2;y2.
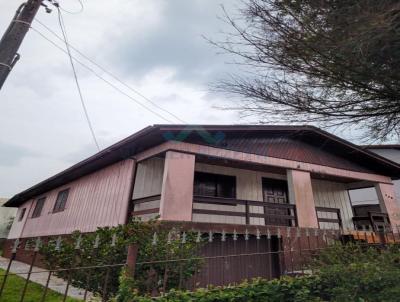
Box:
1;226;399;301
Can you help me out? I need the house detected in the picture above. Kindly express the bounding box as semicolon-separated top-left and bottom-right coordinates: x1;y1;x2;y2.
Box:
0;198;15;239
4;125;400;277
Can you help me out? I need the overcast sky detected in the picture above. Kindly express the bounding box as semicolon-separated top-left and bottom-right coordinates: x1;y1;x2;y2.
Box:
0;0;370;198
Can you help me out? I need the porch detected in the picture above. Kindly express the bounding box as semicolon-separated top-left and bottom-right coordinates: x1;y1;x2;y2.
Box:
130;150;398;232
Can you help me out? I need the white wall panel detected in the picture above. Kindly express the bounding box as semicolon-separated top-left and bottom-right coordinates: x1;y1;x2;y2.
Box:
132;157;164;199
193;163;286;225
312;179;354;230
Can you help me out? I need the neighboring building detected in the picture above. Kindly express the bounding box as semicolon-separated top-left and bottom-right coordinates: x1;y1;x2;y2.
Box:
366;145;400;163
347;145;400;230
0;198;16;239
4;124;400;240
351;144;400;204
364;145;400;203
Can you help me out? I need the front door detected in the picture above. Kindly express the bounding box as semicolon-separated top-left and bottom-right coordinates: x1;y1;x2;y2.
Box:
262;178;291;226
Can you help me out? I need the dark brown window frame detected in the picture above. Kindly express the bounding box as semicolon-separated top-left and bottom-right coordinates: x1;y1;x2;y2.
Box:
31;197;46;218
193;171;236;199
53;188;70;213
18;208;26;221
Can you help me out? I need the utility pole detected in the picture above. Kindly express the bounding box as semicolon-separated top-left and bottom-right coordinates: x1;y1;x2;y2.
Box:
0;0;43;90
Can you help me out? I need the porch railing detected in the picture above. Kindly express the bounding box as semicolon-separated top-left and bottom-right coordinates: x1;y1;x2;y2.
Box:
353;211;391;232
315;207;342;229
132;194;161;217
193;196;297;226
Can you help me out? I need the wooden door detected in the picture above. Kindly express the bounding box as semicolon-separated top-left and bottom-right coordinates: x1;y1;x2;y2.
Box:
262;178;291;226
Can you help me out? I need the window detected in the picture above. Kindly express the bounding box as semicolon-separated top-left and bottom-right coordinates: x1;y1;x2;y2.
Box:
32;197;46;218
194;172;236;198
53;189;69;213
18;208;26;221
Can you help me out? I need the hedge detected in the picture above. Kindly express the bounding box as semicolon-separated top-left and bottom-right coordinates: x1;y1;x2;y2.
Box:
116;276;323;302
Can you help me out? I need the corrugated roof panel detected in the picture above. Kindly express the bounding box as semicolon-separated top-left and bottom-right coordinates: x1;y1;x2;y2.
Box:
186;133;370;173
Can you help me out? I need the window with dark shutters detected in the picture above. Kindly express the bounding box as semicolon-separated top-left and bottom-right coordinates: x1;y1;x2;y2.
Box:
53;189;70;213
194;172;236;198
32;197;46;218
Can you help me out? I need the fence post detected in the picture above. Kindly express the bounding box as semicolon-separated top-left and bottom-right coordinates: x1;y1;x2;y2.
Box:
0;239;19;298
126;244;139;277
20;248;38;302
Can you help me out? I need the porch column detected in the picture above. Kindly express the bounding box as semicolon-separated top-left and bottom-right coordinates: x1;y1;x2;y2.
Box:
159;151;195;221
287;170;319;228
375;182;400;230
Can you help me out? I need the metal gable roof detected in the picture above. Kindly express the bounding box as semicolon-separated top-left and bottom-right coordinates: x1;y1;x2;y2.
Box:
5;124;400;207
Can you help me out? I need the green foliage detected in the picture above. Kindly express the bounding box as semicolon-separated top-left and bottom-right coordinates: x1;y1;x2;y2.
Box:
133;227;202;295
310;243;400;302
116;225;203;300
116;277;323;302
40;225;129;299
40;218;202;300
117;243;400;302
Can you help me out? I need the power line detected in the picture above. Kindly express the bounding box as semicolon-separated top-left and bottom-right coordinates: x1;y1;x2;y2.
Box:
34;18;186;123
30;26;177;124
58;0;84;15
55;6;100;151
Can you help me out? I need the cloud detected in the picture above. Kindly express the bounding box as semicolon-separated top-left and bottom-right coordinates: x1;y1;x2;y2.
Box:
0;142;37;166
105;0;240;84
0;0;375;199
0;0;242;197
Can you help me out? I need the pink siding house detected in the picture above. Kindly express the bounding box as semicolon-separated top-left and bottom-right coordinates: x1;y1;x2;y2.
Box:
4;125;400;244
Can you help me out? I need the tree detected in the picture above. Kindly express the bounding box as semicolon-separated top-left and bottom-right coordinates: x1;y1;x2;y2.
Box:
215;0;400;140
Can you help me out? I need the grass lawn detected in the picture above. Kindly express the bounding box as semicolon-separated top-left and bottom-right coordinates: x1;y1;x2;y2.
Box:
0;268;80;302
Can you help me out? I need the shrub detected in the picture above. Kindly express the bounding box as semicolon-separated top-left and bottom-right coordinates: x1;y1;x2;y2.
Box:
116;242;400;302
310;243;400;302
40;218;203;299
116;276;323;302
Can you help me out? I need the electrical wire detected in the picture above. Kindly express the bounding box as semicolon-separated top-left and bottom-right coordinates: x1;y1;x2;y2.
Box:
56;6;101;151
57;0;84;15
35;18;186;123
30;26;177;124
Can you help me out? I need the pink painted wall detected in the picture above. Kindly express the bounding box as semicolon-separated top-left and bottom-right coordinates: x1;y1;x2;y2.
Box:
136;141;392;184
159;151;195;221
8;159;135;239
375;183;400;230
287;170;319;228
7;200;34;240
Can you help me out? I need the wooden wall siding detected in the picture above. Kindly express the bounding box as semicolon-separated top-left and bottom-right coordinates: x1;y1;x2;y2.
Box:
7;200;34;239
132;157;164;200
134;200;161;212
192;163;287;225
316;211;340;230
8;160;135;239
191;163;355;229
187;134;371;173
311;179;354;230
132;198;161;220
131;157;164;221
